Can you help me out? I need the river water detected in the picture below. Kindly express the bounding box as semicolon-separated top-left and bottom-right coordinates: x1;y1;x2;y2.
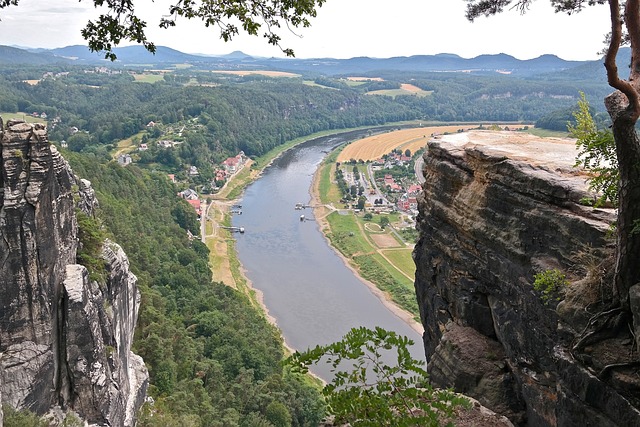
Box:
233;132;425;381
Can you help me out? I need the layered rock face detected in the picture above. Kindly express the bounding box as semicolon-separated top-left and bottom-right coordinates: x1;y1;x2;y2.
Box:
414;131;640;426
0;119;147;425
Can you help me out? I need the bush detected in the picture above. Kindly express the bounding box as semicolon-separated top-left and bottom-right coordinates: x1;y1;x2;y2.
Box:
533;269;569;303
76;210;108;283
2;404;47;427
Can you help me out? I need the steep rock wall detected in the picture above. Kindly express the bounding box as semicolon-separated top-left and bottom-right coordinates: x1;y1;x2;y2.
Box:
0;119;147;425
414;131;640;426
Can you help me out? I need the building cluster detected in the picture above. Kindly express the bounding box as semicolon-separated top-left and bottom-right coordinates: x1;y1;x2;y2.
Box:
173;151;247;217
397;184;421;213
178;188;202;217
212;152;246;190
371;151;412;169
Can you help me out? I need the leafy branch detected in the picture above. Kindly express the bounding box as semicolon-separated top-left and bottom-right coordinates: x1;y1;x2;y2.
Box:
569;92;619;207
286;326;469;426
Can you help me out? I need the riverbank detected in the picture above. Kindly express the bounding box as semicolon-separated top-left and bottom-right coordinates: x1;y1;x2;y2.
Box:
309;160;424;336
204;126;427;351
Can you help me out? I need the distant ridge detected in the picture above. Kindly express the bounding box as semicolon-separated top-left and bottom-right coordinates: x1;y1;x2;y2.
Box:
0;45;66;65
0;44;599;77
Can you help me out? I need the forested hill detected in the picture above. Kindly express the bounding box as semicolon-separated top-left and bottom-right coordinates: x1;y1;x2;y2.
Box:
0;58;614;187
3;43;603;77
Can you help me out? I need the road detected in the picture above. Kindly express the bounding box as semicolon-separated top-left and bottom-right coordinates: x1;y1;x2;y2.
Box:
200;199;207;243
365;163;391;206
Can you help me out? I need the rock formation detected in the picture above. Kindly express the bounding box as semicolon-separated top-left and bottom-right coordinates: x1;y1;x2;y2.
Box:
414;131;640;426
0;119;148;425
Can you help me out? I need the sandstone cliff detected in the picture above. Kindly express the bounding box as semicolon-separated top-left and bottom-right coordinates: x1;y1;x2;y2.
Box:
0;119;148;425
414;130;640;426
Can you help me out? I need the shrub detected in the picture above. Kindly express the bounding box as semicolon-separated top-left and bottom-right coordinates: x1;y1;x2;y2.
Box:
533;269;569;303
76;210;108;283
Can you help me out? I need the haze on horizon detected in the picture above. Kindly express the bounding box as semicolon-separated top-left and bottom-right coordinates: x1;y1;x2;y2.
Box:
0;0;610;61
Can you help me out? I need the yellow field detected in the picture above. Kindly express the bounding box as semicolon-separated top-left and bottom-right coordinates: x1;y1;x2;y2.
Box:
336;126;472;162
400;83;422;93
337;125;534;162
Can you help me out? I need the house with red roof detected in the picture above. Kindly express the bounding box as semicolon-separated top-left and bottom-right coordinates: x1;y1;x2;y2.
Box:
222;156;240;173
187;199;202;217
407;184;422;195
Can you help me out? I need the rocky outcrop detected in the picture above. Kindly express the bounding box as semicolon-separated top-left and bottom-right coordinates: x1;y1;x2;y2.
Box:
0;119;147;425
414;131;640;426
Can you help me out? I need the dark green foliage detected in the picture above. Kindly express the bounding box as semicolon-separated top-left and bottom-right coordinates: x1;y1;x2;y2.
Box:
172;202;201;235
2;405;47;427
535;107;577;131
265;401;292;427
75;209;108;282
67;154;324;426
533;269;569;304
287;327;470;427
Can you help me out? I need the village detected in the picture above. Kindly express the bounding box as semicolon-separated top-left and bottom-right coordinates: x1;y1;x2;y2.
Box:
336;148;422;219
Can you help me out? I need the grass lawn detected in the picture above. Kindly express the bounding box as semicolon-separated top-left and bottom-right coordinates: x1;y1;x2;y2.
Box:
326;211;375;254
133;73;165;83
1;112;44;124
526;128;570;138
325;211;419;318
112;130;146;158
318;160;342;205
382;248;416;278
219;161;255;200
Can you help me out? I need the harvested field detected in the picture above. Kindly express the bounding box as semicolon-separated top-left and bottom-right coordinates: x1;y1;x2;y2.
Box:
370;233;402;248
400;83;422;93
336;125;532;162
337;126;464;162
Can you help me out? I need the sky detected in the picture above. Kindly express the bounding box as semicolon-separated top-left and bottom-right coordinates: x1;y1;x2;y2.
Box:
0;0;611;61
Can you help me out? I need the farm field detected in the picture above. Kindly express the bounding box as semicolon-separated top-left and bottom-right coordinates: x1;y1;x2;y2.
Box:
336;124;532;162
0;112;45;124
132;73;165;83
366;83;432;98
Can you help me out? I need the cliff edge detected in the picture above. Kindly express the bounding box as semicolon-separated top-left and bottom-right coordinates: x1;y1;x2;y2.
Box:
414;130;640;426
0;119;148;425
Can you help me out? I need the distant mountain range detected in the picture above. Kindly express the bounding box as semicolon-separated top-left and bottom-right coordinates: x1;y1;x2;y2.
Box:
0;44;616;78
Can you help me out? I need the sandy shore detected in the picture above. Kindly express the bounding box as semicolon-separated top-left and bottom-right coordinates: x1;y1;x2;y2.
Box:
309;163;425;336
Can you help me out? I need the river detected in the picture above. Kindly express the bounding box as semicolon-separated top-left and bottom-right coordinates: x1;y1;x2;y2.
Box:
233;132;425;381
